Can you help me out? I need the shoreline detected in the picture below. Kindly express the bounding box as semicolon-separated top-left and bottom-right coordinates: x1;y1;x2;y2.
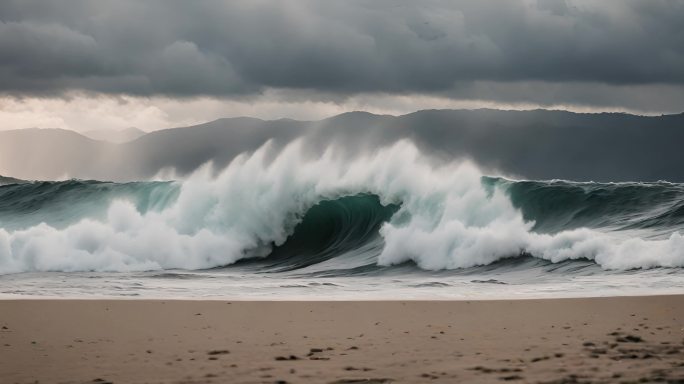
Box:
1;292;684;301
2;295;683;383
2;290;684;301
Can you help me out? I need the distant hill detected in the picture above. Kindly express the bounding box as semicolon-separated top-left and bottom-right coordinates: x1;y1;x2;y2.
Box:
0;128;114;181
82;127;147;143
0;175;26;185
0;110;683;182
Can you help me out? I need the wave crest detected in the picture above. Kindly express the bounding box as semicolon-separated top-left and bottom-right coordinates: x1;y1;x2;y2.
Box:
0;140;683;274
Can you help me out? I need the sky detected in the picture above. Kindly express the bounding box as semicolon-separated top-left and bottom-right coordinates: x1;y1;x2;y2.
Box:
1;0;683;132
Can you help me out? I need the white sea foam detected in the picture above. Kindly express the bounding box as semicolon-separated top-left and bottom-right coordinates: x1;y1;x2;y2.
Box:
0;140;682;274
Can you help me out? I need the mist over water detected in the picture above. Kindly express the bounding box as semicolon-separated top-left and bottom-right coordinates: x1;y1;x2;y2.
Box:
0;139;683;298
3;110;684;183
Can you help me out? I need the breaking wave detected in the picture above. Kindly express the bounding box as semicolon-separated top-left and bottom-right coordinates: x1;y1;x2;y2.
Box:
0;140;683;275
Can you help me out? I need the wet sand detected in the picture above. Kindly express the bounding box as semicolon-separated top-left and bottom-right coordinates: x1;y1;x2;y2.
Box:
1;296;683;383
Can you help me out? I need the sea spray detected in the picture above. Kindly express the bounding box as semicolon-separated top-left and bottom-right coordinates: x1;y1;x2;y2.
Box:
0;139;683;274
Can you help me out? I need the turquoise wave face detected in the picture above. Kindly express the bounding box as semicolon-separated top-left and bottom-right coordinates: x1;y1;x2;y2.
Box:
239;194;399;274
484;177;684;236
0;180;179;230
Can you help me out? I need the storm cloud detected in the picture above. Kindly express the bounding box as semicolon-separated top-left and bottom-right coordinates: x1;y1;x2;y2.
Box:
1;0;683;111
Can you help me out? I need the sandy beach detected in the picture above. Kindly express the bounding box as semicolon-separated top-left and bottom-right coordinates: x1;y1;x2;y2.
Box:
1;296;683;384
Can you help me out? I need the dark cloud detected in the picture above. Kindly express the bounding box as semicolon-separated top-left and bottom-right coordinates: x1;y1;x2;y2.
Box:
0;0;683;110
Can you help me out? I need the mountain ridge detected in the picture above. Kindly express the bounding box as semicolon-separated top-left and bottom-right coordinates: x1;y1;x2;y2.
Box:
0;175;26;185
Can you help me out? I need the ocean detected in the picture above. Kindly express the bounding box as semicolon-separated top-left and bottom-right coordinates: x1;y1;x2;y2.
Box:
1;141;683;299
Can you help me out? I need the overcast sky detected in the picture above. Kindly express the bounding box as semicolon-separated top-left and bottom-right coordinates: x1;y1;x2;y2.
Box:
1;0;683;132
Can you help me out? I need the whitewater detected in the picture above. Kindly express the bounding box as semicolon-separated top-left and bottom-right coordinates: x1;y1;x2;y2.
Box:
1;140;683;299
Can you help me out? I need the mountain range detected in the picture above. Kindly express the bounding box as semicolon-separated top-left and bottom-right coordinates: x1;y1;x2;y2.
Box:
81;127;147;144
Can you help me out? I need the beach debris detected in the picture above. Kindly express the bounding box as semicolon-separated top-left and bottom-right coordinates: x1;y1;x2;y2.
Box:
530;356;550;363
207;349;230;355
275;355;300;361
471;366;523;375
616;335;643;343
